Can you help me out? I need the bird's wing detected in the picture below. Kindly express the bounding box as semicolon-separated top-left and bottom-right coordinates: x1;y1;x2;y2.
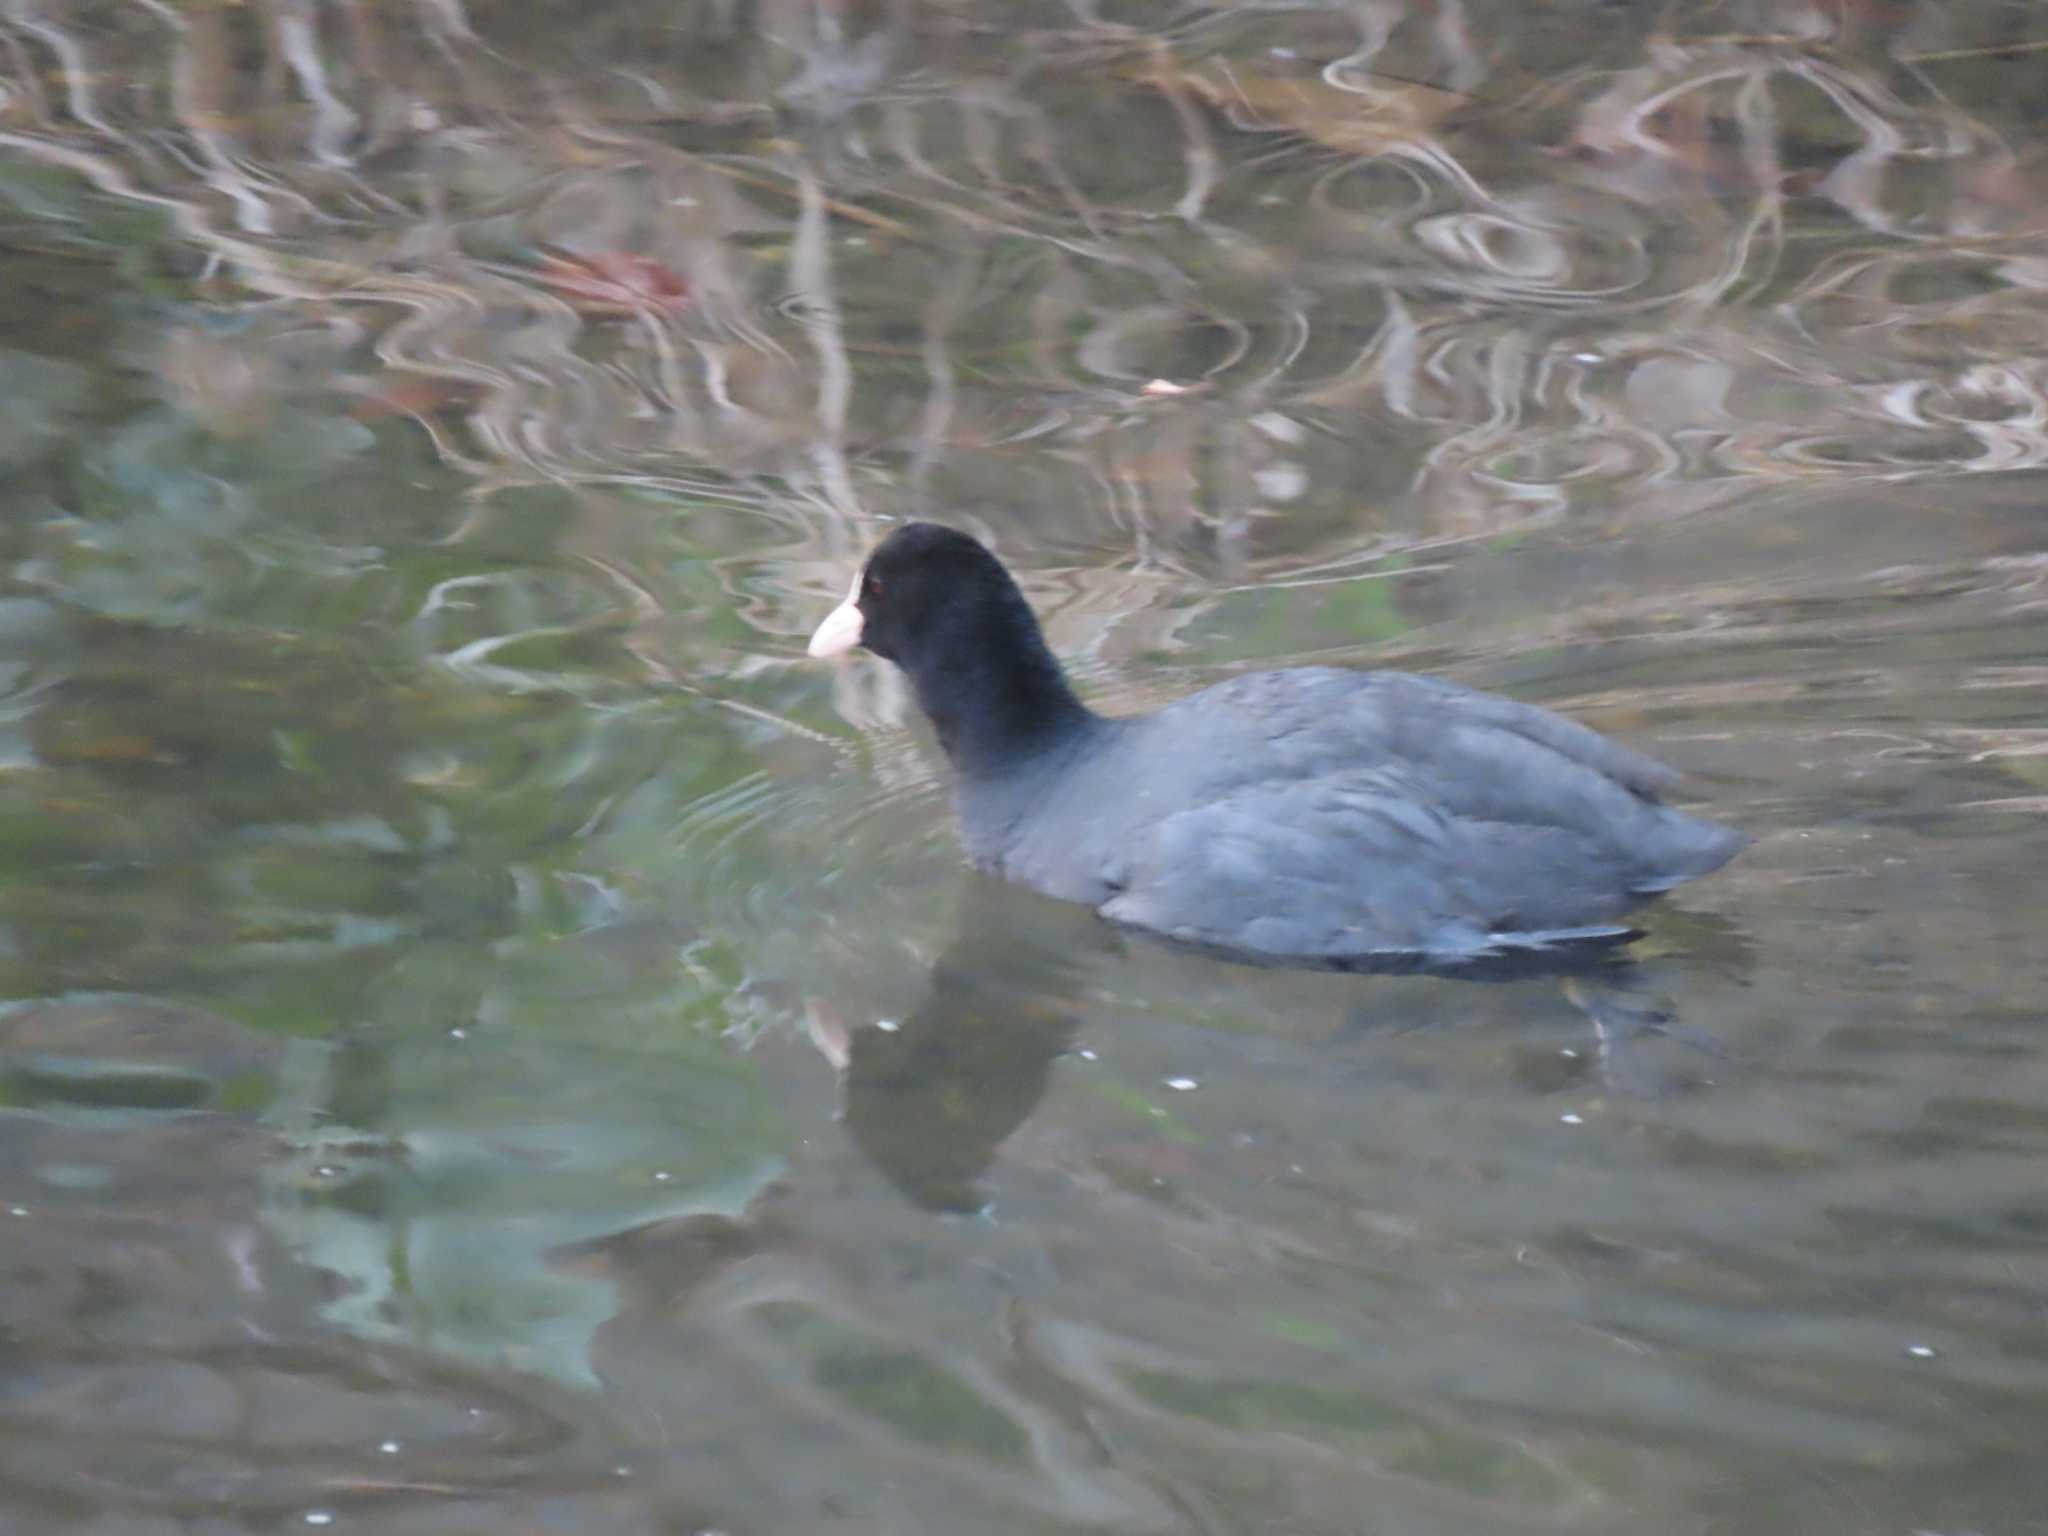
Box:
1094;765;1646;963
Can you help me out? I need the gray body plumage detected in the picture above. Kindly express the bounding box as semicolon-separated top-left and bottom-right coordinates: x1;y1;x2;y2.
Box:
957;668;1745;964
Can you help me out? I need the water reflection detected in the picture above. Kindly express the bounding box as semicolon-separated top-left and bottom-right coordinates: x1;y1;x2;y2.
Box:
4;0;2046;564
842;879;1759;1210
3;0;2048;1530
840;884;1099;1212
0;994;636;1528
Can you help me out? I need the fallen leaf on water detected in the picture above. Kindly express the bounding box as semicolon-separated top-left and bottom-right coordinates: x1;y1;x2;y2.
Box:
1554;88;1758;197
1122;55;1466;156
536;250;692;316
348;374;479;421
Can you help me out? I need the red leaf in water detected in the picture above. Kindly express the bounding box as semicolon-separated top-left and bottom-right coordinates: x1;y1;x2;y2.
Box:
350;374;476;421
537;250;692;316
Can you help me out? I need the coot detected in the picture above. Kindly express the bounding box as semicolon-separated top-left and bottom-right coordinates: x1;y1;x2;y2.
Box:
809;523;1746;966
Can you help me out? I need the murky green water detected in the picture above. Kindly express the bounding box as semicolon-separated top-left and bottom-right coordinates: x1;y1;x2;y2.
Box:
2;1;2047;1531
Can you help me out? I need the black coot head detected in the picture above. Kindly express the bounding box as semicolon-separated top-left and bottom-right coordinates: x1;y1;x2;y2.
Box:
808;522;1090;767
808;522;1022;666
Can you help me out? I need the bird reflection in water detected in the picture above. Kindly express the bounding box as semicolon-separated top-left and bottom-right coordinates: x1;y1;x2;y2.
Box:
829;879;1750;1212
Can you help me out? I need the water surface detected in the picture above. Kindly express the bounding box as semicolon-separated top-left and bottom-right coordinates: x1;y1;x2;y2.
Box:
2;2;2047;1531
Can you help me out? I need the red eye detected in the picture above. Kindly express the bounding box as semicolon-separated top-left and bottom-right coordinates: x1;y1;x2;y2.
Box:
866;577;883;597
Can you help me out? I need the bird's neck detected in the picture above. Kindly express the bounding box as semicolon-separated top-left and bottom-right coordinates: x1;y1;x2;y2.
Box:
903;619;1098;778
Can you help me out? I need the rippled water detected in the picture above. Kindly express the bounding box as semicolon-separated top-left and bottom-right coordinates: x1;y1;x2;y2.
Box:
2;1;2048;1531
